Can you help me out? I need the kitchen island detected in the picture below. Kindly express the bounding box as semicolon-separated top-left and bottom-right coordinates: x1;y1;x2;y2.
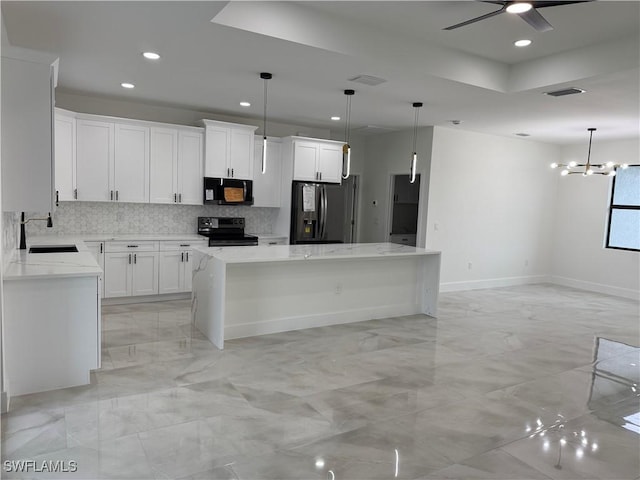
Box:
192;243;441;349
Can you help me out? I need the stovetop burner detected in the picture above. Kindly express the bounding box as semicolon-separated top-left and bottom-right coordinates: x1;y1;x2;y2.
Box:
198;217;259;247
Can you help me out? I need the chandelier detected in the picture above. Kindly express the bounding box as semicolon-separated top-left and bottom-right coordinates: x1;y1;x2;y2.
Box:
551;128;628;176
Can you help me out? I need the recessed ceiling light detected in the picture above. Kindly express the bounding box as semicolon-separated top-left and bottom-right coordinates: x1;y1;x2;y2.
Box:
239;101;251;107
514;39;532;47
142;52;161;60
506;2;532;14
121;82;135;89
331;116;341;121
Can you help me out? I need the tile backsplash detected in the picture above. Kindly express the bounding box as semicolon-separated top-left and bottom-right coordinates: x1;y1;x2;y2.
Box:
3;211;19;254
26;202;279;237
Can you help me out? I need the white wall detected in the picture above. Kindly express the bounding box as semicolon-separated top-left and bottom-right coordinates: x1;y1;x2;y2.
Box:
426;126;559;291
361;127;433;246
550;138;640;299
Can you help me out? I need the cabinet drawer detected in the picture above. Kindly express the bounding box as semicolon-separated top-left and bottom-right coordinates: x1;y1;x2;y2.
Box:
105;241;159;252
258;237;288;246
160;240;208;251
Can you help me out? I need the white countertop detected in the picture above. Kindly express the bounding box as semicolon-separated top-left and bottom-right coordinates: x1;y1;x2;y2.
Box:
4;237;102;281
194;242;440;264
31;233;207;242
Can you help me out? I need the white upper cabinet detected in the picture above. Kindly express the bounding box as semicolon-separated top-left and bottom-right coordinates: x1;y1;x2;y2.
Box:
76;118;150;203
202;119;257;180
1;53;57;213
177;129;203;205
76;119;113;202
150;127;203;205
114;123;150;203
54;109;76;202
291;137;343;184
253;136;282;208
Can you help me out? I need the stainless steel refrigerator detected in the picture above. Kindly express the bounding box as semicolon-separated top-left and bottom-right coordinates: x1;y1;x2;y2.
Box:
290;180;355;244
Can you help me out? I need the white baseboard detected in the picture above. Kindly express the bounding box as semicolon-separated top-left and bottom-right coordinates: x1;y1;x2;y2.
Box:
224;303;425;341
102;292;190;305
548;275;640;300
440;275;549;293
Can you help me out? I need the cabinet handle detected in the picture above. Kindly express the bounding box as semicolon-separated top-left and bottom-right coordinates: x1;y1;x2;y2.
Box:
227;167;230;177
110;190;114;201
134;253;137;264
56;190;59;206
178;193;182;203
74;188;78;200
231;168;234;177
128;253;132;264
127;245;139;248
116;190;119;201
100;243;103;254
174;193;177;203
179;244;190;247
186;252;189;262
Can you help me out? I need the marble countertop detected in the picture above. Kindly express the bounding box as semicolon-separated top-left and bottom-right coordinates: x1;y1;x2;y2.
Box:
30;233;207;242
4;237;102;281
247;233;288;240
194;242;440;264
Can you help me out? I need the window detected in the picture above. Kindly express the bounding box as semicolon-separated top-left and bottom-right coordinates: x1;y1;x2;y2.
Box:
606;165;640;251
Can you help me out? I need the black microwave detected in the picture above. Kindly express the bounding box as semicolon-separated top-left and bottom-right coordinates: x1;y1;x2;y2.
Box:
203;177;254;206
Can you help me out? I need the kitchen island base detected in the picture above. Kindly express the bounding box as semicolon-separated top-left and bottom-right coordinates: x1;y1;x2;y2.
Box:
192;243;440;349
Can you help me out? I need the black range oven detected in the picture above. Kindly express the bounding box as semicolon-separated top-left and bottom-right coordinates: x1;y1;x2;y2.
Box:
198;217;258;247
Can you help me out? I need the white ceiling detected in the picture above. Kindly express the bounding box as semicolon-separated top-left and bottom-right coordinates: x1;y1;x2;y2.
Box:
2;1;639;145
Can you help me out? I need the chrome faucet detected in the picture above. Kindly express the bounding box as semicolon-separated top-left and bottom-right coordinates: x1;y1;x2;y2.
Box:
19;211;53;250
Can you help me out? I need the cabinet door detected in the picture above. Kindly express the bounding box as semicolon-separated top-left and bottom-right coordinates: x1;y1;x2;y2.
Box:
1;56;54;213
54;112;76;202
229;128;253;179
104;252;131;298
178;130;203;205
76;119;113;202
131;252;159;296
318;143;343;183
293;141;318;181
253;138;282;207
114;123;150;203
204;125;229;178
158;251;183;294
150;127;178;204
85;241;105;297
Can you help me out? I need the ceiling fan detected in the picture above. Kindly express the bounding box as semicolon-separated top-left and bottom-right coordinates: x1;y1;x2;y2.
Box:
443;1;594;32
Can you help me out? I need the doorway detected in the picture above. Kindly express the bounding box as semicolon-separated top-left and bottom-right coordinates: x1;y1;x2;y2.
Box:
342;175;359;243
388;174;420;246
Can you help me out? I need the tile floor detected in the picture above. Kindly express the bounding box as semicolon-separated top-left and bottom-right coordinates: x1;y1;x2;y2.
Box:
2;284;639;479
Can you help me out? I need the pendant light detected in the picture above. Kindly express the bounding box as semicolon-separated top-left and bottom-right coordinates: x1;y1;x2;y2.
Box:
342;89;355;180
410;102;423;184
550;128;628;176
260;72;272;174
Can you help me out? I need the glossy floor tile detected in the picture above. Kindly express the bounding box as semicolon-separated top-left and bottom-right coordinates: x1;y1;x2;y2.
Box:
2;284;639;479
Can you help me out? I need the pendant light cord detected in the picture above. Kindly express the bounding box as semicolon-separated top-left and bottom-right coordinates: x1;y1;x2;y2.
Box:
263;78;268;139
412;105;420;153
586;128;593;169
344;94;352;145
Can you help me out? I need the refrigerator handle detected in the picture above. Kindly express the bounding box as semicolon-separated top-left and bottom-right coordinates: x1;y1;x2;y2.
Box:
320;185;328;239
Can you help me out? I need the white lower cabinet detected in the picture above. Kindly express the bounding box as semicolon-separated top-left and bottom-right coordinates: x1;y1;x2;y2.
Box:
158;240;207;294
104;241;159;298
100;239;204;298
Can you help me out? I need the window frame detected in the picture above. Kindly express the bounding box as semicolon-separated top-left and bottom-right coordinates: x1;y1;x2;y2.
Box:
605;165;640;252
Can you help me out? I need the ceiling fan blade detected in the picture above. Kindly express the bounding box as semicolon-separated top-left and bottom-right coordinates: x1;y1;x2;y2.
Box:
531;0;594;9
443;6;506;30
518;8;553;32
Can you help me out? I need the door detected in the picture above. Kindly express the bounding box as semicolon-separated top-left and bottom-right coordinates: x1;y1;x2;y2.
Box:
114;123;150;203
322;181;356;243
293;141;318;181
150;127;178;204
54;113;76;202
178;130;203;205
389;174;420;246
131;252;159;296
158;251;183;294
318;143;343;183
104;252;131;297
76;119;113;202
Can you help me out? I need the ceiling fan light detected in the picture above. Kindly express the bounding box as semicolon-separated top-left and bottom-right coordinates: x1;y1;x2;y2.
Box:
568;161;577;168
550;162;559;169
586;169;594;175
608;171;616;177
561;170;569;176
606;161;615;168
621;163;629;169
506;2;533;14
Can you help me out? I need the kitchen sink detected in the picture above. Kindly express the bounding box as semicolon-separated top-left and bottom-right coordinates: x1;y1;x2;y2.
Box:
29;245;78;254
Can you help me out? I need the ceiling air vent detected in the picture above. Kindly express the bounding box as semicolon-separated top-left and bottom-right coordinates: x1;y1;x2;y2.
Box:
544;87;586;97
348;75;387;86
